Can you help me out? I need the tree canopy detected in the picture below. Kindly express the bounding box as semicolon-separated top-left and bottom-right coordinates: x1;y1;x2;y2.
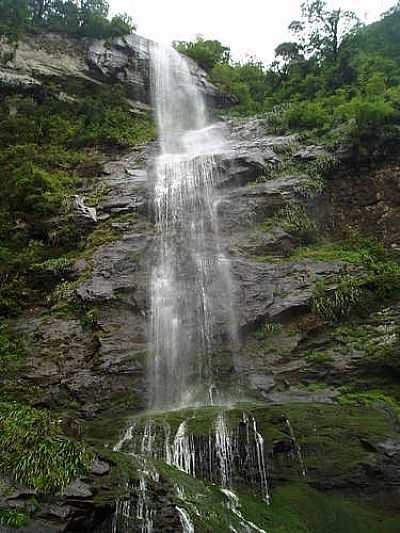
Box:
0;0;136;41
175;1;400;160
173;37;231;72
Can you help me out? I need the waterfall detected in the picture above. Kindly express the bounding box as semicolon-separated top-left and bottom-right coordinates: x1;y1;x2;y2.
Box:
149;44;237;408
109;44;277;533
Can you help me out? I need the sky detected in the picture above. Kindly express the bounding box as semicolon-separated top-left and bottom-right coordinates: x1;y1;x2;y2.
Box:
110;0;395;65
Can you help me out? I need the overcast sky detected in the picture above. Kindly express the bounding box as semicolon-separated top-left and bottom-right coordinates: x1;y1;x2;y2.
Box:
110;0;395;64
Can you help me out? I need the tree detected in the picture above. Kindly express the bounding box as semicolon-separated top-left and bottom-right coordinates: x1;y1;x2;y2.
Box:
274;41;304;79
289;0;360;63
0;0;29;43
108;13;136;37
174;37;231;72
28;0;52;23
0;0;136;40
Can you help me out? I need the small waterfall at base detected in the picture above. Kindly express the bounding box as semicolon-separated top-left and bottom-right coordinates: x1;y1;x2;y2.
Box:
113;409;271;532
149;43;238;409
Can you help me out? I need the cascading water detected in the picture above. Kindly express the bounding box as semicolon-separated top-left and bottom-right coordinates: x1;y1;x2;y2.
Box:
114;409;270;532
149;43;237;408
108;43;308;533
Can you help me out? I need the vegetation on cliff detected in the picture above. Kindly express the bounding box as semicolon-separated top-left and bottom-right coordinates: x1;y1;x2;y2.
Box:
178;1;400;159
0;84;155;320
0;0;135;43
0;402;91;493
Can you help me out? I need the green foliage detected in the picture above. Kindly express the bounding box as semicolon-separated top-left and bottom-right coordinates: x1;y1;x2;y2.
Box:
191;4;400;159
0;86;154;319
310;237;400;322
286;100;331;130
277;204;317;242
313;275;363;322
255;321;282;339
0;402;92;493
304;351;333;365
86;223;121;248
0;508;30;528
288;0;359;63
0;0;136;42
0;0;28;43
0;322;24;373
174;37;231;72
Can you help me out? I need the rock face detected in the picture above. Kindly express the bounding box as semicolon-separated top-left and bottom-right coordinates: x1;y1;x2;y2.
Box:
0;32;233;109
4;108;400;530
10;116;398;415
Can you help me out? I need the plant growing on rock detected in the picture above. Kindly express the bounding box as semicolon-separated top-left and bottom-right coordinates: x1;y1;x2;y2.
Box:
0;508;30;528
313;275;363;322
0;402;92;493
278;204;318;243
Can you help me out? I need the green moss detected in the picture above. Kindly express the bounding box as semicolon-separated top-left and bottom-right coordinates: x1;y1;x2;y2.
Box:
336;390;400;417
291;234;386;260
0;402;92;494
258;482;400;533
304;350;334;366
155;461;247;532
86;224;121;248
0;323;25;374
246;403;394;480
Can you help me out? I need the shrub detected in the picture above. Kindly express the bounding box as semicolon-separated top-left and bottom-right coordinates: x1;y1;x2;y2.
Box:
285;101;332;130
0;508;29;528
312;241;400;322
0;322;24;373
336;96;396;132
0;402;92;493
174;37;231;72
277;204;318;243
313;276;364;322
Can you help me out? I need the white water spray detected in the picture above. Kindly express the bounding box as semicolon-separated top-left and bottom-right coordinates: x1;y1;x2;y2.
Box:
149;44;237;408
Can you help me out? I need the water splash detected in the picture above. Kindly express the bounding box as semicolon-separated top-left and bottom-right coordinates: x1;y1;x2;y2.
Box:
117;411;270;501
222;489;267;533
149;43;237;409
176;506;195;533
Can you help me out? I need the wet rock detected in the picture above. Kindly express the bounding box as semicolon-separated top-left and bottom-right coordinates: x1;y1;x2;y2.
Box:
217;175;307;234
235;259;351;327
293;145;327;161
90;457;111;476
375;439;400;459
63;480;93;499
273;438;295;454
17;521;65;533
72;195;97;223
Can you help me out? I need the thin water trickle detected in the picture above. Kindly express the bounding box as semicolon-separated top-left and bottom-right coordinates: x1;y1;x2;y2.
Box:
285;418;307;478
149;43;238;409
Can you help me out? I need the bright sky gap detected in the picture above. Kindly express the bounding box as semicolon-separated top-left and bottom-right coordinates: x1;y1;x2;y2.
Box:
110;0;395;64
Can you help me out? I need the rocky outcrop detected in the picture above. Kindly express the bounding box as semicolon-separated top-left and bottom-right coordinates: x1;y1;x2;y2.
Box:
0;32;233;109
7;117;377;413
